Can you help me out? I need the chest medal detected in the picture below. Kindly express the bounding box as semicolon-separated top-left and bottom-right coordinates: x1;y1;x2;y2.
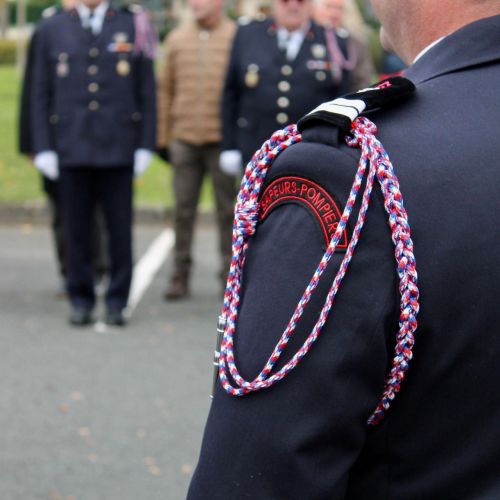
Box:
116;59;130;76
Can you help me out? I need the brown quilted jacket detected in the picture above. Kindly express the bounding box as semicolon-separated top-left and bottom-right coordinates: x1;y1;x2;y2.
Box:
157;17;236;147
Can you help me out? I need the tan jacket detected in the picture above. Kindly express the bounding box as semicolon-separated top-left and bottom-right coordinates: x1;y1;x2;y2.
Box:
157;17;236;147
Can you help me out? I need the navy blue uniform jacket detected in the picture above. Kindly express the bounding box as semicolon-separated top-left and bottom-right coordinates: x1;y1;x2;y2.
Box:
31;5;156;167
189;15;500;499
222;19;350;164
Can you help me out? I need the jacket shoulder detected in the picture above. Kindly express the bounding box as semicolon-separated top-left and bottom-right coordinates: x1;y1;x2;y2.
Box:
37;8;69;32
236;18;270;36
165;23;194;46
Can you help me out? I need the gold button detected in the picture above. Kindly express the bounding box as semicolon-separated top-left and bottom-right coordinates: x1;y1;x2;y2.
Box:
315;71;327;81
278;80;291;92
88;82;99;93
88;65;98;76
276;112;288;124
277;96;290;108
89;48;99;58
88;100;99;111
281;65;293;76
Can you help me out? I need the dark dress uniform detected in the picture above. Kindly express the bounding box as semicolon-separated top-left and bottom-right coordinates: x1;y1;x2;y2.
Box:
31;4;156;316
19;6;110;288
222;18;350;164
188;14;500;499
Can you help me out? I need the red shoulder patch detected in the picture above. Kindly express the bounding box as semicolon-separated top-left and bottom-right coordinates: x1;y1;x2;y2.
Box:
259;176;348;248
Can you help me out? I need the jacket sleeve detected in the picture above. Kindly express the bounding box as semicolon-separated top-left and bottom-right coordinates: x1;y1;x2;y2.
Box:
220;26;243;152
188;140;399;499
156;35;175;148
30;23;53;154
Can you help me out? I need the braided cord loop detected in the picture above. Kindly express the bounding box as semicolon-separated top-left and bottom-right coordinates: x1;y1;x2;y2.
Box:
218;117;419;425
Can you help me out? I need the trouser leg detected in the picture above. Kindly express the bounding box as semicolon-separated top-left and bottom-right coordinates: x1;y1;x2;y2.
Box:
42;176;66;279
170;140;205;278
59;168;95;310
91;203;110;279
96;167;133;312
206;144;238;277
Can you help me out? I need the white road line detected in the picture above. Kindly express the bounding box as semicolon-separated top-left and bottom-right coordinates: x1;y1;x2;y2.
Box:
125;228;174;315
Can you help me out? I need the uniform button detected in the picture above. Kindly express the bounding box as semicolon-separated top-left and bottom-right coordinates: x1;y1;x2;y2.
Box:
89;47;99;58
88;82;99;93
315;71;327;81
88;65;99;76
49;114;59;124
276;112;288;124
88;100;99;111
131;112;142;122
281;65;293;76
278;80;291;92
237;117;248;128
277;96;290;108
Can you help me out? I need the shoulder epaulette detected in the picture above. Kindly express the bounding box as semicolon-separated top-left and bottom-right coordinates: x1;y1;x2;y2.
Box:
298;76;416;133
336;27;350;39
238;16;252;26
238;15;268;26
41;5;60;19
124;3;142;14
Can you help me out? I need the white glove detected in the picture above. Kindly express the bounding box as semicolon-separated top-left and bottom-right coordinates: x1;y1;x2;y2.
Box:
219;150;243;176
134;149;153;177
34;150;59;180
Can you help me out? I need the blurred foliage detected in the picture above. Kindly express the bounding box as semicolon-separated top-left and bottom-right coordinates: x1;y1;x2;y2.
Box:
0;39;16;64
8;1;53;24
0;65;41;202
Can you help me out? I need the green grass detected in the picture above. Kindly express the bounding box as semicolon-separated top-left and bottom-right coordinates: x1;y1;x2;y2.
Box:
0;65;214;208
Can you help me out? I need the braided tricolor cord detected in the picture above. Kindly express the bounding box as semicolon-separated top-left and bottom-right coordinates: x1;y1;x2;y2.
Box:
218;117;419;425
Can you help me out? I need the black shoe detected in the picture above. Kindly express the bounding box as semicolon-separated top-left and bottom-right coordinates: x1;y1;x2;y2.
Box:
69;308;92;327
106;309;127;327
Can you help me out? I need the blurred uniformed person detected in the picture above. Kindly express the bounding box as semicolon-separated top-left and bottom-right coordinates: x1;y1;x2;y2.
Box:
219;0;351;174
157;0;237;300
188;0;500;498
31;0;156;326
19;0;110;298
313;0;375;91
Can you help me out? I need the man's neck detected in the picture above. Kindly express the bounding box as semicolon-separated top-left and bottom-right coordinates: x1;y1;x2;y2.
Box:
78;1;106;13
197;12;222;30
404;4;500;63
278;21;310;34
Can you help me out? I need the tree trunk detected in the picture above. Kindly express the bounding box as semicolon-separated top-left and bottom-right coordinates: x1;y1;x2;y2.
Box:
0;0;8;38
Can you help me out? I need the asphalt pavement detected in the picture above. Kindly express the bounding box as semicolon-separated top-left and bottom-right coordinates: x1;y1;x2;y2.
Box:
0;221;222;500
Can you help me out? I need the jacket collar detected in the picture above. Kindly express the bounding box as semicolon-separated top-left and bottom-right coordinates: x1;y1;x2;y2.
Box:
406;14;500;84
267;18;316;41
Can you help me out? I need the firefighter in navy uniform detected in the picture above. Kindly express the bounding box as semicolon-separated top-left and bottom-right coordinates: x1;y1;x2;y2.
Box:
31;0;156;326
188;0;500;498
219;0;351;175
19;0;110;297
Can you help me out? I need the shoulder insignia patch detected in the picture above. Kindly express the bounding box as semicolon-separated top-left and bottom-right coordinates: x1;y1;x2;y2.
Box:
297;76;416;132
259;176;348;249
